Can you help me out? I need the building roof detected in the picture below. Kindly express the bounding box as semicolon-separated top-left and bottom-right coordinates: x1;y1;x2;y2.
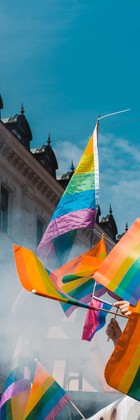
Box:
2;113;32;142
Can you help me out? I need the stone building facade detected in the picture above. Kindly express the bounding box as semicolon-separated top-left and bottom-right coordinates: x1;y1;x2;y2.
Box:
0;105;120;415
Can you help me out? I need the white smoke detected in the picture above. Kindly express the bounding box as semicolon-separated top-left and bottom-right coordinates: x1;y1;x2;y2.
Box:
0;229;127;399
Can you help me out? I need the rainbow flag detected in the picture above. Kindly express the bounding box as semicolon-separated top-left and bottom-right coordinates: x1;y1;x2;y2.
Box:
60;275;94;317
53;236;107;287
13;244;73;303
0;338;34;419
13;245;103;313
23;362;70;420
82;298;112;341
0;383;30;420
59;275;107;318
130;299;140;314
52;237;107;316
105;312;140;401
37;123;99;263
93;218;140;306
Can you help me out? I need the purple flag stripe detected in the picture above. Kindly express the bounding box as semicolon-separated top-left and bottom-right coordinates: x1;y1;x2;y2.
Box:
38;208;96;253
0;379;31;408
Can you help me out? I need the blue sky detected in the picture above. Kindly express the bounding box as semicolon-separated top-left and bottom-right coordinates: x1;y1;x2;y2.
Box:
1;0;140;233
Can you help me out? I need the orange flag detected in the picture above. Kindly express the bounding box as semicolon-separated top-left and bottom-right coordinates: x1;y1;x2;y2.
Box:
105;313;140;401
53;235;107;287
93;219;140;306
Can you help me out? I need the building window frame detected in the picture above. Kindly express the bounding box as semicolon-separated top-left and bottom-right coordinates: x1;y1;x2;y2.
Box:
0;184;13;234
36;216;45;247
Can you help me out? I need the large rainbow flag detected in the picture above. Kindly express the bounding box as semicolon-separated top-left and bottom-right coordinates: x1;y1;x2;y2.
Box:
23;362;70;420
93;218;140;306
37;123;99;263
105;312;140;401
130;299;140;313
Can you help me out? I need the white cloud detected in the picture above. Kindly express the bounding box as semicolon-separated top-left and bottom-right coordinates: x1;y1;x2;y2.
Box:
98;133;140;232
55;131;140;233
55;140;84;176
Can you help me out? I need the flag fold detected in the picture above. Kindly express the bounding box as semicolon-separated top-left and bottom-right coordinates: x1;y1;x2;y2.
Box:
37;123;99;262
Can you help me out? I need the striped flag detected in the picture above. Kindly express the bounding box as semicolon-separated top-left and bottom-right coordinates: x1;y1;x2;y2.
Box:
0;337;35;419
37;123;99;265
105;313;140;401
59;275;94;317
53;236;107;286
13;244;104;313
23;362;70;420
52;236;107;317
93;218;140;306
82;298;112;341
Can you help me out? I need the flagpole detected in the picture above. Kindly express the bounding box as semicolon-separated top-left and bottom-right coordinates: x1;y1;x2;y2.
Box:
90;115;100;251
90;116;100;297
91;108;131;300
97;108;131;121
32;290;128;319
69;400;86;419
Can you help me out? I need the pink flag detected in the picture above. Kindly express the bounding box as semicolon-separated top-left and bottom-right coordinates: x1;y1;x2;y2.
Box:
82;298;112;341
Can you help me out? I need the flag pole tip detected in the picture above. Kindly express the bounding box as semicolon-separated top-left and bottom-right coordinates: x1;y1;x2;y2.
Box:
32;289;37;294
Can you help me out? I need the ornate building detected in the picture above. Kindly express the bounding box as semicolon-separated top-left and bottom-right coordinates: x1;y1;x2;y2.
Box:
0;98;123;244
0;98;122;416
32;133;58;179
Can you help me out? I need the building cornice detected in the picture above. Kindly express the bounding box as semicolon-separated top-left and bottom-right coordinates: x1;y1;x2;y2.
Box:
0;121;63;211
0;122;116;249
